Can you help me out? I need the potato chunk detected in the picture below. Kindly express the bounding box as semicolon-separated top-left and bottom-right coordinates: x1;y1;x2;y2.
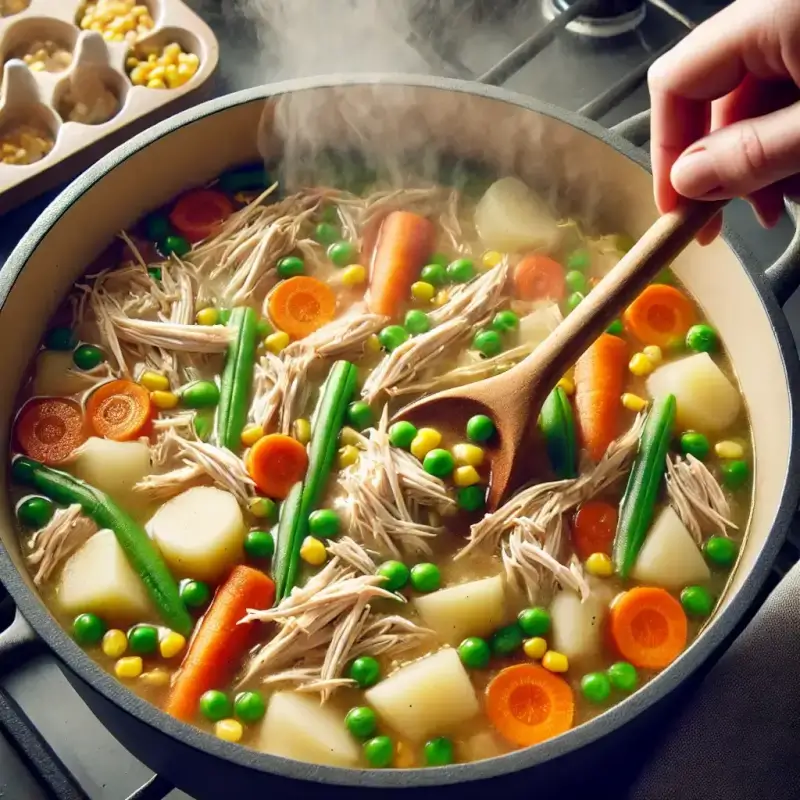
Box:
33;351;88;397
550;584;613;663
146;486;245;583
258;692;360;767
72;437;151;508
365;648;479;741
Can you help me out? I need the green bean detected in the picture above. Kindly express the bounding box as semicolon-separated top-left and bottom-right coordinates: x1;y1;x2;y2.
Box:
539;387;577;480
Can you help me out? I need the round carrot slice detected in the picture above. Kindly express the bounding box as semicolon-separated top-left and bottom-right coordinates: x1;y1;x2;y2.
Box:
513;255;566;302
86;379;153;441
267;276;336;340
572;500;618;560
622;284;697;348
485;663;575;747
15;397;86;464
608;586;688;670
246;433;309;500
169;189;234;243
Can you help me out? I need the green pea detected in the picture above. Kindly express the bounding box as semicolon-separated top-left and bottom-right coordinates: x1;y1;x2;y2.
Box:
420;263;447;286
348;656;380;688
410;563;441;593
44;327;76;351
308;509;340;539
145;213;171;242
457;485;485;512
194;412;213;442
181;380;220;409
345;400;374;431
328;241;358;267
566;249;590;272
161;234;191;258
320;204;338;224
517;606;550;637
472;329;503;357
607;661;638;692
199;690;232;722
388;421;417;449
565;291;584;314
404;309;431;335
491;310;519;333
491;623;523;656
721;460;749;490
72;613;106;646
581;672;611;704
147;266;162;282
704;535;738;568
565;270;588;294
376;560;410;592
314;222;339;245
277;255;305;278
466;414;495;442
180;579;210;610
73;344;104;371
345;706;378;739
256;318;273;338
457;636;491;669
244;529;275;559
378;325;409;352
685;323;719;353
424;737;454;767
680;431;710;461
606;319;624;336
447;258;475;283
234;691;266;723
430;252;449;268
363;735;393;768
17;496;54;528
250;496;277;522
681;585;714;617
422;448;455;478
128;625;158;654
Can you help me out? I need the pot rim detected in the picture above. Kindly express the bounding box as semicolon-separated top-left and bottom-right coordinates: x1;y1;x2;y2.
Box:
1;73;798;789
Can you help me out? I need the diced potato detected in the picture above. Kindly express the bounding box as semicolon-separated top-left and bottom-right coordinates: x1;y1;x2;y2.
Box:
646;353;741;434
515;303;562;349
474;177;559;253
413;575;505;645
32;351;87;397
57;528;154;623
460;730;506;763
257;691;360;767
146;486;245;583
72;437;151;508
632;506;710;589
550;583;613;663
365;648;479;741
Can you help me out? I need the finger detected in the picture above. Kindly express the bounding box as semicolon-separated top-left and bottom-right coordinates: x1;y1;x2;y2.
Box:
695;212;723;247
747;186;784;228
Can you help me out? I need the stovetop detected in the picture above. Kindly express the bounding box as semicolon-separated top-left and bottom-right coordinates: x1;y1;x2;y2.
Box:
1;1;798;798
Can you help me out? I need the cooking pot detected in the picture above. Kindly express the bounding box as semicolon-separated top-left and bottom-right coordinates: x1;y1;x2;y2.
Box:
0;75;799;798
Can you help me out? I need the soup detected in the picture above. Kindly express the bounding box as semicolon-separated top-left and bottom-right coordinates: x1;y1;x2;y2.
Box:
8;162;750;769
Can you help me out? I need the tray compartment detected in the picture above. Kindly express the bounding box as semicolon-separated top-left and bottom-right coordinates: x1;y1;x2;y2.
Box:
2;16;77;74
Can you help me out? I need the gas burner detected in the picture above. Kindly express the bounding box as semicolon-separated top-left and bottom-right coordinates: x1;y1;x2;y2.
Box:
544;0;647;37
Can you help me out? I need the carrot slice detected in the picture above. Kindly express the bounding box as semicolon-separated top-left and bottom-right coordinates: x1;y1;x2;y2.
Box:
267;276;336;340
512;255;566;302
86;380;152;441
169;189;234;243
247;433;309;500
15;397;86;465
608;586;688;670
622;284;697;348
485;663;575;747
574;333;628;462
165;565;275;722
367;211;436;318
572;500;618;560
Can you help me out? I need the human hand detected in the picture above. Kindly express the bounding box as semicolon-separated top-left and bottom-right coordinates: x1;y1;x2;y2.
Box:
648;0;800;244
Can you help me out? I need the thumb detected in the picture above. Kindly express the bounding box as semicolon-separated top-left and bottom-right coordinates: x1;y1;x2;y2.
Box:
671;100;800;200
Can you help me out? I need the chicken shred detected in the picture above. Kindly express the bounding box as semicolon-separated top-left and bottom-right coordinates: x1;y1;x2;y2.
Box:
27;505;98;585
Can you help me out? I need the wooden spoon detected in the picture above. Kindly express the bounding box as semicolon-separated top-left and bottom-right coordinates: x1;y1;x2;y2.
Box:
395;201;726;511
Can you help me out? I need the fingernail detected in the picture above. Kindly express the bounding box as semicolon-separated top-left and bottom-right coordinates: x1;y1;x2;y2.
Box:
671;148;722;198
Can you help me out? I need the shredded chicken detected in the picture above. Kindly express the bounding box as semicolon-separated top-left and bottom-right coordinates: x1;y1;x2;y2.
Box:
326;536;378;575
284;308;388;360
27;505;97;585
251;350;314;434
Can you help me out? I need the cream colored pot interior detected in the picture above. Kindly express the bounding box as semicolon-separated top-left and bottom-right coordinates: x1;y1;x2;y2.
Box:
0;83;790;624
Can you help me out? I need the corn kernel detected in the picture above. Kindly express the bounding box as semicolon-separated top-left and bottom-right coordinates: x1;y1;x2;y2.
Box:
129;65;147;85
215;719;243;743
557;376;575;396
410;428;442;460
140;370;169;391
621;393;648;413
240;424;265;447
411;281;435;302
149;65;166;81
292;418;311;445
183;52;200;67
147;78;166;90
114;656;143;679
126;56;139;68
482;250;503;269
300;535;327;566
265;331;289;354
643;345;663;364
102;29;116;40
715;440;744;460
132;5;150;17
139;668;170;687
195;307;219;326
101;629;127;658
177;62;195;79
29;61;45;72
629;353;654;377
248;497;273;518
139;13;154;27
151;390;179;409
523;637;548;660
147;53;158;63
395;741;415;769
337;444;360;469
433;289;450;307
451;443;484;467
90;21;104;32
338;426;361;447
159;631;186;659
542;650;569;673
164;64;180;87
365;334;381;354
163;42;182;57
341;264;366;286
585;552;614;577
453;465;480;487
